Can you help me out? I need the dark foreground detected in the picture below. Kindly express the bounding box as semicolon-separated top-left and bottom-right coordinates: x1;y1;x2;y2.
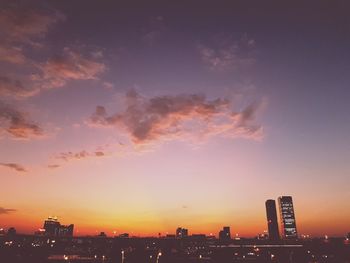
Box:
1;235;350;263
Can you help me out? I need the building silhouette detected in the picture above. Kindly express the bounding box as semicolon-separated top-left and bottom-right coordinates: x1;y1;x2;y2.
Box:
265;199;280;240
219;226;231;241
176;227;188;238
58;224;74;237
278;196;298;239
43;216;74;237
43;216;60;236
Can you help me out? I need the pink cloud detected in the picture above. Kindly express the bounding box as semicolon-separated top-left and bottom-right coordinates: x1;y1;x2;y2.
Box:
0;103;44;140
47;164;60;169
0;45;26;64
0;6;64;45
198;34;256;72
36;48;106;89
0;76;40;98
89;90;263;144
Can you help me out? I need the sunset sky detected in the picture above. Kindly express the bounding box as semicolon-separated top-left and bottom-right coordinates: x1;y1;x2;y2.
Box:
1;0;350;237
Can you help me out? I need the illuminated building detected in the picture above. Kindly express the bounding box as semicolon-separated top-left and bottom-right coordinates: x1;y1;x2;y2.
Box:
58;224;74;237
219;226;231;241
265;199;280;240
278;196;298;239
43;216;74;237
176;227;188;238
43;216;60;236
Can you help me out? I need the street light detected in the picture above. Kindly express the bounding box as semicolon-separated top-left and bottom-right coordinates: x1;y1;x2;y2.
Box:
121;250;125;263
156;251;162;263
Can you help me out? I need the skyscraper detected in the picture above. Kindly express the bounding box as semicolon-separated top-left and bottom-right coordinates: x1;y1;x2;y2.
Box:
219;226;231;241
58;224;74;237
176;227;188;238
265;199;280;240
43;216;60;236
278;196;298;239
43;216;74;237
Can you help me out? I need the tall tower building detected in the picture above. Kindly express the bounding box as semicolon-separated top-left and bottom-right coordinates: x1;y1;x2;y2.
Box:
265;199;280;240
43;216;60;236
278;196;298;239
176;227;188;238
219;226;231;241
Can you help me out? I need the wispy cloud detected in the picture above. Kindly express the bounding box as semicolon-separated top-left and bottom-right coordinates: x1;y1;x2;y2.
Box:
0;6;64;43
198;34;256;72
0;45;26;64
0;163;27;172
35;47;106;89
56;150;106;162
0;76;39;98
47;164;60;169
0;207;17;214
0;103;44;139
142;16;166;46
89;90;263;145
0;5;106;100
0;5;64;64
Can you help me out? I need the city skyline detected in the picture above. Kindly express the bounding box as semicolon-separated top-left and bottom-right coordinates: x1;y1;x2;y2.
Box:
0;195;346;239
1;0;350;238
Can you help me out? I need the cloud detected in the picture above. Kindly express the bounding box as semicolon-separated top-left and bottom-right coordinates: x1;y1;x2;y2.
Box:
0;5;106;99
89;90;263;144
198;34;256;72
36;47;106;89
0;76;39;98
0;5;64;65
0;5;64;46
48;164;60;169
0;163;27;172
142;16;166;46
103;82;114;89
0;207;17;214
56;150;106;162
0;45;26;64
0;103;44;139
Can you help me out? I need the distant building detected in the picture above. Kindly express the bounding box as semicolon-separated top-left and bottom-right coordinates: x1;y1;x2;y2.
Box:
176;227;188;238
256;231;269;240
43;216;74;237
43;216;60;236
34;228;46;236
219;226;231;241
58;224;74;237
190;234;206;241
118;233;129;238
265;199;280;240
278;196;298;239
7;227;16;236
98;232;107;237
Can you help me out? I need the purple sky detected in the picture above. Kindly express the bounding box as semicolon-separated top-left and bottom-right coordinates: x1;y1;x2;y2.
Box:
0;0;350;236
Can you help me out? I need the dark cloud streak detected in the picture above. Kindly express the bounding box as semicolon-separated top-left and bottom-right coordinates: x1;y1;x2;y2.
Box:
0;163;27;172
0;207;17;214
